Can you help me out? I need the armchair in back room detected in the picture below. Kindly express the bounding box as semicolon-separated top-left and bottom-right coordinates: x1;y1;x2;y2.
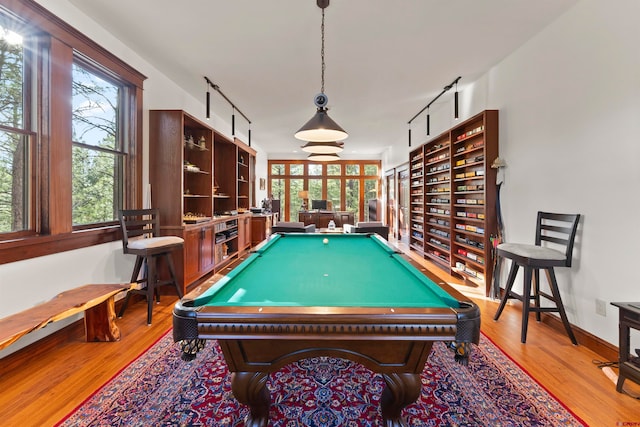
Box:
343;222;389;240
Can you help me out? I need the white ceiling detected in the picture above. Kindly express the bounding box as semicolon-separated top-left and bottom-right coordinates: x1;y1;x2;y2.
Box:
68;0;577;158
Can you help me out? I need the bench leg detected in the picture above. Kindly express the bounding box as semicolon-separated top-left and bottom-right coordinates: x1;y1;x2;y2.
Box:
85;296;121;342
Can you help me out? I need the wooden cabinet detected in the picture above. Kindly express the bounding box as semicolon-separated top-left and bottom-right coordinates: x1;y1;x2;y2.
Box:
251;214;272;246
237;144;251;212
237;213;252;253
408;110;498;296
149;110;256;292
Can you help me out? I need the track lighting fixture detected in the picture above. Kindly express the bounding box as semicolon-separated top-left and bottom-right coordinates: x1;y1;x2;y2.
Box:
407;76;461;146
206;81;210;120
454;81;459;119
204;76;251;142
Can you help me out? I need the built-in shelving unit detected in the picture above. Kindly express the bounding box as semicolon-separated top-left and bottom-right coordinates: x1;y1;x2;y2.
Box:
149;110;255;293
408;110;498;295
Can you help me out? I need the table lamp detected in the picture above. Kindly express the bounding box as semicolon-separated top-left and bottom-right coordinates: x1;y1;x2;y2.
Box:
298;190;309;210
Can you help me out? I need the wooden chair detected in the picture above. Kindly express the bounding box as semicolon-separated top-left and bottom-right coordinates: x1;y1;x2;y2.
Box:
118;209;184;325
493;212;580;344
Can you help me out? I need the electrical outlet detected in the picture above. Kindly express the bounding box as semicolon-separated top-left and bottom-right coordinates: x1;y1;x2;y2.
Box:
595;299;607;317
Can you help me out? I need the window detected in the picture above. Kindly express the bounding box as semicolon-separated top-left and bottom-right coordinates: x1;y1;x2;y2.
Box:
308;164;322;176
72;61;125;226
327;164;341;175
0;0;145;264
0;14;32;236
267;160;381;222
271;163;284;175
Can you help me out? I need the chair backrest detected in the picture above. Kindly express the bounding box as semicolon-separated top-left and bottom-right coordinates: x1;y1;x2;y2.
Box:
336;211;355;226
535;212;580;267
119;209;161;253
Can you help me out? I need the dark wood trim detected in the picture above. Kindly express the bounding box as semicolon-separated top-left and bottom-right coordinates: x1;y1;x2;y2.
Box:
48;37;73;234
2;0;146;87
0;0;146;263
0;226;121;264
539;312;618;362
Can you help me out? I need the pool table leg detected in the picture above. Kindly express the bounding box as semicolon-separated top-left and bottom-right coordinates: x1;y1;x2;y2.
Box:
380;373;421;427
231;371;270;427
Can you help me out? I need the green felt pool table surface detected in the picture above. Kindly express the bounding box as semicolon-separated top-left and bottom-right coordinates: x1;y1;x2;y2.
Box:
173;232;481;427
193;233;460;308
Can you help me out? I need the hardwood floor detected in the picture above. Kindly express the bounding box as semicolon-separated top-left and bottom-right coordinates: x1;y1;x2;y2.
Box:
1;246;639;427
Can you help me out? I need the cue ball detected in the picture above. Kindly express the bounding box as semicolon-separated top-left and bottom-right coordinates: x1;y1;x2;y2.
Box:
323;238;329;244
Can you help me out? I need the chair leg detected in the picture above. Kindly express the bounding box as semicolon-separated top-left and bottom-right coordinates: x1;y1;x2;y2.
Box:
533;269;542;322
165;252;183;299
119;256;144;318
520;267;533;344
146;256;157;325
494;260;519;321
130;256;144;283
545;268;578;345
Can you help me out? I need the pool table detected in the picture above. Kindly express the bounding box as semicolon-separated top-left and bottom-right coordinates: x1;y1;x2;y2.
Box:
173;233;480;427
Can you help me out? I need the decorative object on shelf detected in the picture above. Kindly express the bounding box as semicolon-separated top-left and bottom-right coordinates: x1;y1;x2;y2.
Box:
204;76;252;146
407;76;462;147
198;136;206;150
294;0;348;155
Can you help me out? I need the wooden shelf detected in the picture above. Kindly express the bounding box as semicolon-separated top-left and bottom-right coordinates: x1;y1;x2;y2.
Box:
149;110;255;293
408;110;498;296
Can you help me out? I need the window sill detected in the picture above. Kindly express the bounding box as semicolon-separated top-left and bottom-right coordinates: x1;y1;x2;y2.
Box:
0;226;121;265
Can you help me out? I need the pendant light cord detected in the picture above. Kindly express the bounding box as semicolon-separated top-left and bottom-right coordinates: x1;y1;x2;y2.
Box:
320;7;325;94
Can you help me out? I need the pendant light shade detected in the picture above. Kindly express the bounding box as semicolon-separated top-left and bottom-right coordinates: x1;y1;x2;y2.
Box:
301;140;344;154
295;0;348;146
308;152;340;162
295;108;348;142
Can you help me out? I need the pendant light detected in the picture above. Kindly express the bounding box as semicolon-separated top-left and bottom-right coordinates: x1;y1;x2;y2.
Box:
308;152;340;162
301;141;343;154
294;0;348;145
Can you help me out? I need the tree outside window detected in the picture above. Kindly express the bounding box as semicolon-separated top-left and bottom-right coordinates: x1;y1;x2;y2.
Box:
0;18;30;235
71;62;125;226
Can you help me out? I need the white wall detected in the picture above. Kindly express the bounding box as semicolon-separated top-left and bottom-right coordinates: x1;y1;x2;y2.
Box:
387;0;640;346
482;0;640;344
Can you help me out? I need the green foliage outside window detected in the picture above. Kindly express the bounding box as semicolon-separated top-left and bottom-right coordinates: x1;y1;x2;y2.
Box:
71;63;124;226
0;21;28;234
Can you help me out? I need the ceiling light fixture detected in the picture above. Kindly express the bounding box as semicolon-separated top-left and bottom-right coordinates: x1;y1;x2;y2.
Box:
294;0;348;145
454;81;459;119
204;76;252;145
407;76;461;146
308;152;340;162
301;141;343;154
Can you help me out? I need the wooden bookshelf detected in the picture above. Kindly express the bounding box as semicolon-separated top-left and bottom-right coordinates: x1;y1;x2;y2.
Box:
408;110;499;295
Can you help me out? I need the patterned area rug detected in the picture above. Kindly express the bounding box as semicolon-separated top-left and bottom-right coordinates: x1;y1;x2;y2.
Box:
57;331;585;426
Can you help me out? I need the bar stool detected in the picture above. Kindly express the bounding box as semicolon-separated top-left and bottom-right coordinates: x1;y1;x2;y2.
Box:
118;209;184;324
493;212;580;344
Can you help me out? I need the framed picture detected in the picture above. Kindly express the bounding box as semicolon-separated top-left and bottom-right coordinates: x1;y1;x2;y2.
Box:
259;178;266;190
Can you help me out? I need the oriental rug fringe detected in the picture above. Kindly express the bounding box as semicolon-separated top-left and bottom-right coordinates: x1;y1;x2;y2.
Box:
57;331;585;426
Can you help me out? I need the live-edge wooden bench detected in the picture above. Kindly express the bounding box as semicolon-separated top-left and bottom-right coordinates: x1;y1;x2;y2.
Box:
0;283;132;352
